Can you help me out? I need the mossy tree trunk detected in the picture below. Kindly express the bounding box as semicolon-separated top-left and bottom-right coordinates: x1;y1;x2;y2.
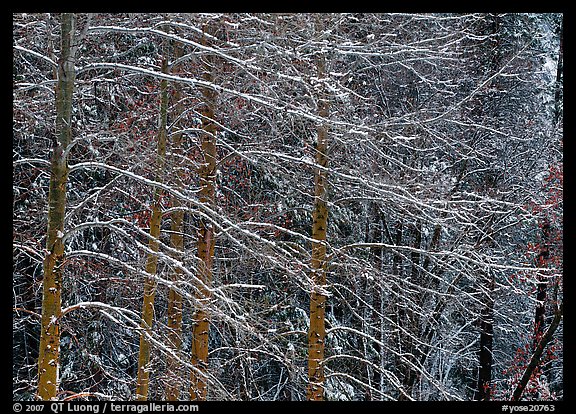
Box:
37;12;76;401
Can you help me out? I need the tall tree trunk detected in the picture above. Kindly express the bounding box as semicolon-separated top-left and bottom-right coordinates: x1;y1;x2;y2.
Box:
522;16;563;388
531;18;561;349
400;220;424;399
472;14;502;400
307;54;329;402
367;203;384;400
165;41;185;402
475;271;495;401
37;12;76;401
135;57;169;401
190;31;217;401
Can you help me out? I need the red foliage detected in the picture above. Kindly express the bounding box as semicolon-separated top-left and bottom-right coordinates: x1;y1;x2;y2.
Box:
498;162;563;401
497;334;561;400
132;210;151;228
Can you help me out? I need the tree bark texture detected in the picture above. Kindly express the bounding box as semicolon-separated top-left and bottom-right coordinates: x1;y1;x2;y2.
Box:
37;12;76;401
190;34;217;401
307;55;329;402
135;58;169;401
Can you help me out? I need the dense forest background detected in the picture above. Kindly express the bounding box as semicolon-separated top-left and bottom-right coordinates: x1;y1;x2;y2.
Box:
13;13;563;401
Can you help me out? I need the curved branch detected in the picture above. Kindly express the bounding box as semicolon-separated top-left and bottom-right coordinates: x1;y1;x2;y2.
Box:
511;301;563;401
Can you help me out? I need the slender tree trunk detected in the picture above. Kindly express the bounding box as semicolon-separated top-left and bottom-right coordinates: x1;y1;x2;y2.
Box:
37;12;76;401
512;302;563;401
524;18;562;382
391;219;418;401
190;32;217;401
472;15;502;401
368;204;383;400
533;220;550;349
165;205;184;399
135;58;169;401
410;220;422;282
475;272;495;401
395;211;458;399
165;41;185;402
307;54;329;401
422;224;441;275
